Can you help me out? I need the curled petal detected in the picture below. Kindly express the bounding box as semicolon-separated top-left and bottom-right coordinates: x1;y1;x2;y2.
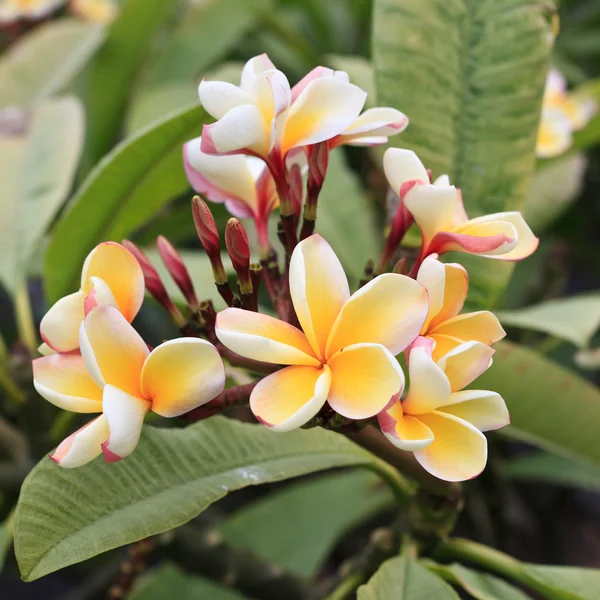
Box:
198;79;252;120
430;311;505;346
141;338;225;417
436;341;495;393
429;229;516;257
427;262;469;329
240;54;277;94
84;276;117;316
336;107;408;146
50;415;109;469
39;290;86;353
429;333;464;361
416;254;446;331
379;402;434;451
328;343;404;420
250;365;331;432
383;148;429;194
439;390;509;432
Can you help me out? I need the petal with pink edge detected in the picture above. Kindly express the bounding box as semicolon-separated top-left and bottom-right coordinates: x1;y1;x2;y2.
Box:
338;107;408;146
379;402;434;451
250;365;331;432
436;341;495;393
429;333;464;361
141;338;225;417
39;290;86;353
382;148;429;195
50;415;109;468
240;54;277;94
84;276;116;316
439;390;509;432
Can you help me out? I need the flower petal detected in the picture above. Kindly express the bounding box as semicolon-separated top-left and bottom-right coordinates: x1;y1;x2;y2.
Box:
197;79;253;120
430;229;516;257
33;354;102;413
429;333;464;361
84;276;117;316
414;411;488;481
289;234;350;359
430;311;505;346
250;365;331;431
427;262;468;329
141;338;225;417
101;384;149;462
439;390;509;432
290;66;336;102
383;148;429;195
379;402;434;451
536;109;572;158
416;254;446;331
49;415;109;469
39;290;86;353
240;54;277;94
337;107;408;146
80;305;149;396
436;341;495;392
327;343;404;419
216;308;319;366
81;242;145;322
326;273;428;357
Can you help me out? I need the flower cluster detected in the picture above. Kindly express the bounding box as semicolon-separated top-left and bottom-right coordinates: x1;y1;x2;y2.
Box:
33;54;539;481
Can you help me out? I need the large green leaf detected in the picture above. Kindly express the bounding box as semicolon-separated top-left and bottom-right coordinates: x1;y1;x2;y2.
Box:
497;294;600;348
44;103;208;303
373;0;552;307
358;555;460;599
0;19;104;110
476;341;600;467
78;0;178;168
220;471;392;577
522;565;600;600
14;417;397;581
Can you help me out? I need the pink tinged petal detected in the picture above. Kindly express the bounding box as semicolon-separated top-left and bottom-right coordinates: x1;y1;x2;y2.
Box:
250;365;331;432
290;66;335;102
101;384;150;462
289;234;350;359
327;343;405;420
201;105;271;157
427;263;469;329
264;70;291;118
39;290;86;353
336;135;389;147
379;402;434;451
430;311;506;346
436;341;495;393
439;390;509;432
33;354;102;413
382;148;429;195
50;415;109;469
141;338;225;417
414;411;488;482
215;308;320;366
281;77;367;154
80;305;150;397
197;79;253;120
84;276;116;316
342;107;408;137
326;273;429;357
429;230;516;257
416;254;446;331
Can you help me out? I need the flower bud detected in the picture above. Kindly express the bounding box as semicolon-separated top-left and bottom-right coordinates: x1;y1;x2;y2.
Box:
225;218;252;295
156;236;198;308
308;141;329;193
288;163;303;220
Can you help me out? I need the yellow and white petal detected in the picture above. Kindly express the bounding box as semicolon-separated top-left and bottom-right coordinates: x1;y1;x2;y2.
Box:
536;108;572;158
327;343;404;419
433;174;451;187
427;262;468;330
340;107;408;142
379;402;434;451
101;385;150;462
327;273;428;357
216;308;320;366
250;365;331;431
429;333;464;361
289;234;349;359
436;341;495;393
440;390;509;432
281;76;367;154
416;254;446;331
141;338;225;417
197;79;253;120
80;305;149;397
430;311;505;346
39;290;86;353
49;415;109;469
402;338;451;415
84;276;117;315
414;411;488;481
383;148;429;194
33;354;102;413
240;54;277;94
81;242;145;322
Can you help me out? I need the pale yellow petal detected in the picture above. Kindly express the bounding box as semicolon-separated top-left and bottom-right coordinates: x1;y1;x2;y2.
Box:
49;415;109;469
436;341;495;393
427;262;468;329
39;290;86;353
439;390;509;432
430;311;505;346
379;402;434;451
416;254;446;332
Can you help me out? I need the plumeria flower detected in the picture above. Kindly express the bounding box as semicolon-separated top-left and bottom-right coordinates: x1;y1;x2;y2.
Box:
0;0;64;23
70;0;118;24
383;148;538;262
183;136;277;253
40;242;145;354
379;337;509;481
215;234;428;431
536;68;596;158
33;305;225;467
417;255;505;360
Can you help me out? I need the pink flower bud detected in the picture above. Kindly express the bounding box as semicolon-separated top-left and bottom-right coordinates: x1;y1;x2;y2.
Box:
225;219;252;295
192;196;220;259
156;236;198;307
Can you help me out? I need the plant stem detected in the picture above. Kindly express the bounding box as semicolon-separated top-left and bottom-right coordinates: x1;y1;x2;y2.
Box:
368;457;416;506
324;573;365;600
14;281;37;354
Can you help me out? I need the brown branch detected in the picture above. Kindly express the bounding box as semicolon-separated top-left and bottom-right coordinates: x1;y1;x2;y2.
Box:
184;382;259;421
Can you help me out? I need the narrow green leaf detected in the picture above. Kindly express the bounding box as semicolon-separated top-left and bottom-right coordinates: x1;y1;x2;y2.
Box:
0;19;104;110
358;555;460;599
220;471;393;577
522;565;600;600
373;0;552;307
496;295;600;348
15;417;389;581
44;103;208;303
0;513;14;573
475;341;600;467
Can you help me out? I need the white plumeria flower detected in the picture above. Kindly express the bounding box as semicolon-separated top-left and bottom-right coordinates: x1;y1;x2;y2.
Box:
0;0;64;23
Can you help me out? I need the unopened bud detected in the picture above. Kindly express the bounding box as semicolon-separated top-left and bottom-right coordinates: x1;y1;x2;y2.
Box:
308;142;329;192
288;163;303;220
392;257;407;275
225;219;252;295
191;196;227;285
156;236;198;307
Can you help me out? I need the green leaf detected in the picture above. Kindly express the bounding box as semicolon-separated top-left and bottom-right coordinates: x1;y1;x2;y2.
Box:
373;0;552;307
316;151;380;285
0;19;104;110
220;470;393;577
521;565;600;600
79;0;178;168
44;103;208;303
358;555;460;599
14;417;396;581
503;451;600;492
0;512;14;573
130;564;249;600
475;341;600;467
325;54;375;106
496;294;600;348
